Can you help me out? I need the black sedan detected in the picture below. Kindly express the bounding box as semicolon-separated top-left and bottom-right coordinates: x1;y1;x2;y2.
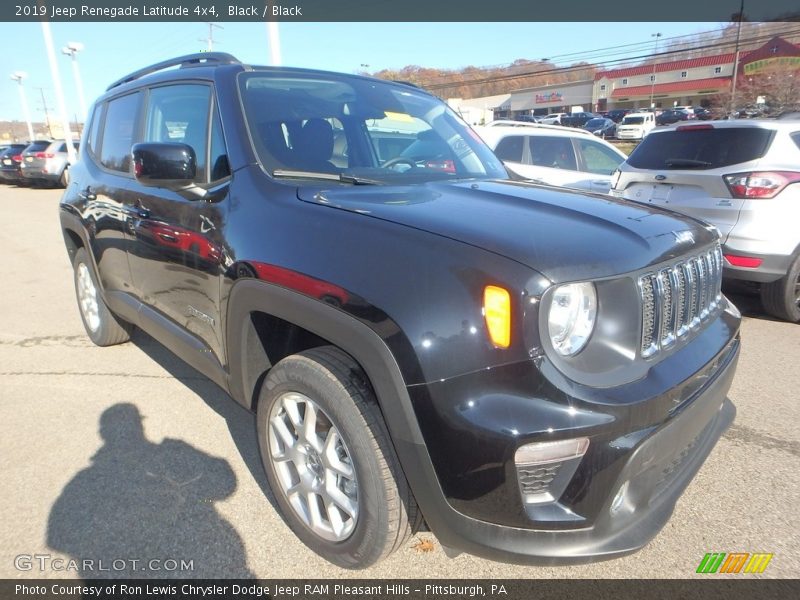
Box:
582;117;616;139
656;109;691;126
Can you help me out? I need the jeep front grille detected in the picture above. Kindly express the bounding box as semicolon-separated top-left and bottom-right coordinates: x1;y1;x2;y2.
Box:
639;244;723;358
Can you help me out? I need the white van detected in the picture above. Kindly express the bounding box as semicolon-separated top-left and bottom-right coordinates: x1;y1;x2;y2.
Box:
615;112;656;140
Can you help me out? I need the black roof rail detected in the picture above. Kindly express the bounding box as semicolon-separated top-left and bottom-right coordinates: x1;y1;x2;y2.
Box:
106;52;241;91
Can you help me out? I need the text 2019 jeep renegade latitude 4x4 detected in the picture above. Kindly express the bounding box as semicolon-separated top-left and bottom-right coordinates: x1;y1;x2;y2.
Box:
60;54;740;568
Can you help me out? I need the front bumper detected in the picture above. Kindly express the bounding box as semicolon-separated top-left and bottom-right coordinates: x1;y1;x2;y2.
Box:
407;309;739;564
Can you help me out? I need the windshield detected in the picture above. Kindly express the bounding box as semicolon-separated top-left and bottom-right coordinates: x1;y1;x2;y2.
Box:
622;116;644;125
238;72;508;184
585;118;606;127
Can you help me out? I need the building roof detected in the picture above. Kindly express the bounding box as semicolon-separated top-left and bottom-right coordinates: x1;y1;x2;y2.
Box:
596;54;735;81
610;77;731;98
596;36;800;82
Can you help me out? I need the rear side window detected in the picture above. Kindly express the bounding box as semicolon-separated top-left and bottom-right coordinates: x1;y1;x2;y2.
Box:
100;92;141;173
494;136;524;162
792;132;800;151
576;139;624;175
627;127;775;170
528;136;577;171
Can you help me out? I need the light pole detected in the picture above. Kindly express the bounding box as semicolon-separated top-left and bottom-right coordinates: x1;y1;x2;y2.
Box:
40;21;76;163
729;0;746;118
649;32;662;110
10;71;34;141
61;41;87;123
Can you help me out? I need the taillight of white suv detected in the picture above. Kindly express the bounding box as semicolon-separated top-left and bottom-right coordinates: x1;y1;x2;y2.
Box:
723;171;800;199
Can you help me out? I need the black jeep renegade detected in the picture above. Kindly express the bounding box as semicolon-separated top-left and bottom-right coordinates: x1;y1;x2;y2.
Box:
60;53;740;568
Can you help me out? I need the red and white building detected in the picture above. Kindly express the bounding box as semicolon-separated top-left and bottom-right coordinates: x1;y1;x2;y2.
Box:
593;36;800;112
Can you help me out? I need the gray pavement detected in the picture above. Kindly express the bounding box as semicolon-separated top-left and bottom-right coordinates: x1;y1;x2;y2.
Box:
0;185;797;579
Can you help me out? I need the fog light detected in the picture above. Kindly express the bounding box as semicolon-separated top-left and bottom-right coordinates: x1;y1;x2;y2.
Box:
515;437;590;466
515;438;589;505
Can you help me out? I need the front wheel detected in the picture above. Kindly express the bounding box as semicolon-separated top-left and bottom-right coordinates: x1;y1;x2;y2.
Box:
256;346;419;568
760;253;800;322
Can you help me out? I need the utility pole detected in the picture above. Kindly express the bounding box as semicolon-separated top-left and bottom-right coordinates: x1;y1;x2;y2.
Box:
266;22;282;66
37;88;52;137
199;23;223;51
729;0;746;117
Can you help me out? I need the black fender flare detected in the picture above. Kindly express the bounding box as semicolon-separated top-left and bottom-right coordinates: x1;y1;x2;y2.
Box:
225;279;462;540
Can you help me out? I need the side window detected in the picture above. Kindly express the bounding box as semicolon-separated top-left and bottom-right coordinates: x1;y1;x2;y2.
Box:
209;104;230;181
576;140;624;175
528;136;577;171
494;136;524;162
145;84;211;183
99;92;141;173
791;132;800;152
87;104;103;158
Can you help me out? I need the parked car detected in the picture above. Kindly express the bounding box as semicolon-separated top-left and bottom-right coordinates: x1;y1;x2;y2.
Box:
616;112;656;140
611;120;800;322
656;109;691;126
693;107;714;121
582;117;617;139
561;112;599;128
19;139;79;187
62;53;740;569
538;112;568;125
0;143;29;184
476;123;626;193
606;109;631;123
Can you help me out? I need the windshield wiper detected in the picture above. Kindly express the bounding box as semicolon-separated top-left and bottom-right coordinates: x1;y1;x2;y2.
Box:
664;158;712;169
272;169;380;185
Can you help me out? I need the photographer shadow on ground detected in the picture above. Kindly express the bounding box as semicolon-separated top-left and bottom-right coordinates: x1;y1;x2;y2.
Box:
47;403;254;578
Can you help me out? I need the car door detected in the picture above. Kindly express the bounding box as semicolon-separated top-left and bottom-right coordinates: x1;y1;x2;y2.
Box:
82;92;142;296
125;82;231;362
521;135;583;189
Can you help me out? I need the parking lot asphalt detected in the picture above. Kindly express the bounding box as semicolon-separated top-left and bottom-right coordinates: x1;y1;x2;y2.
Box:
0;185;797;579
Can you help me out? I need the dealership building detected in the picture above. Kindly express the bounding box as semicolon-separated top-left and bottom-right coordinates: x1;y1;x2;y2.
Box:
460;35;800;120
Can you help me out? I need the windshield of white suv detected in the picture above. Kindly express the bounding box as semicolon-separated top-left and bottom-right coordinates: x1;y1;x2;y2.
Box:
238;72;508;184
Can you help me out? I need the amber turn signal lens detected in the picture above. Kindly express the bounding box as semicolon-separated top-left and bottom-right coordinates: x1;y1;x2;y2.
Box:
483;285;511;348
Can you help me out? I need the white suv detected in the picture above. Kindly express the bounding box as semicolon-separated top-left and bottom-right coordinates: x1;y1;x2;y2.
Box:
611;120;800;322
476;124;627;193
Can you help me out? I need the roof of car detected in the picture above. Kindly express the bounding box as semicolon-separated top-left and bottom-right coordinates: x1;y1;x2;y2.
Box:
649;119;796;132
476;123;593;138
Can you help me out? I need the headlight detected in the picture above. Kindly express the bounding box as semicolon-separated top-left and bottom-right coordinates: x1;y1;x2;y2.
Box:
547;282;597;356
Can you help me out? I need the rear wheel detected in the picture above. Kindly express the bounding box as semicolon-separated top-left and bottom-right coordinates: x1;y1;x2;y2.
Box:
256;346;418;568
72;248;133;345
760;253;800;322
58;167;69;188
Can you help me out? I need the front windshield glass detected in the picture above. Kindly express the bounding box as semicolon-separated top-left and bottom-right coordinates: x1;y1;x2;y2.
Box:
622;116;644;125
586;118;605;127
238;72;508;184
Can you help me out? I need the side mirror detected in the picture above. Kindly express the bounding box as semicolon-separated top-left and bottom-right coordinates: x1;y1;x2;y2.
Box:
131;142;196;188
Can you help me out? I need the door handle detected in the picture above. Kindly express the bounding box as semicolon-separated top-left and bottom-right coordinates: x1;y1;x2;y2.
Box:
78;186;96;201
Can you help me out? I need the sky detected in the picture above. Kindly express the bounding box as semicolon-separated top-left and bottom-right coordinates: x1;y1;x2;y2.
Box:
0;21;716;123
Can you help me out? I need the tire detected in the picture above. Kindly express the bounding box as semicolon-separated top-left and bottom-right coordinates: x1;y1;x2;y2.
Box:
760;253;800;323
72;248;133;346
58;167;69;188
256;346;419;568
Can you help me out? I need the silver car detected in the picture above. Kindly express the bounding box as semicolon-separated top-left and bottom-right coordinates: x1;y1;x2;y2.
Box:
611;120;800;322
19;139;79;188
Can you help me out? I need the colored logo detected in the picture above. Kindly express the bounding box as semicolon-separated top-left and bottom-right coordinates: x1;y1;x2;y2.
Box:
696;552;773;574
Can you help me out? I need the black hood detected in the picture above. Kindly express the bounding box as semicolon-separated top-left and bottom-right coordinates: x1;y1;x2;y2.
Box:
297;179;718;282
